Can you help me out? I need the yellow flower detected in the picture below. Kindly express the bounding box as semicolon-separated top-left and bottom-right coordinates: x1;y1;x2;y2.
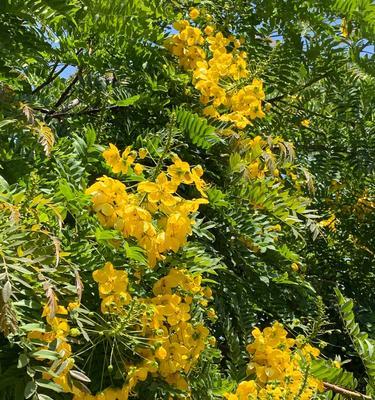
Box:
204;25;214;35
224;394;238;400
191;165;206;197
301;119;310;127
155;346;167;360
67;302;80;312
291;262;299;271
168;156;193;184
134;163;144;175
102;143;121;170
333;360;341;368
203;105;219;118
189;8;199;20
341;18;349;38
137;172;178;206
102;144;136;174
236;380;257;399
203;286;212;298
207;308;217;320
138;148;148;159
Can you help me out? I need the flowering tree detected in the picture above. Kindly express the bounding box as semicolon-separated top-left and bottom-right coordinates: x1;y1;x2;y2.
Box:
0;0;374;399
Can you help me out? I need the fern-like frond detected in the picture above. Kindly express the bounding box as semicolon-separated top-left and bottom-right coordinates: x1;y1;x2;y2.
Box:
175;108;223;150
31;121;55;156
335;288;375;394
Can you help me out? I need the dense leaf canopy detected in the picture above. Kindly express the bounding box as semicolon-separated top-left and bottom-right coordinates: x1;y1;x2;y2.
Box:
0;0;374;399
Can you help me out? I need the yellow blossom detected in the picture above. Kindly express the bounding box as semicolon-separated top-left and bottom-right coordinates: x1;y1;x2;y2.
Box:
134;163;144;175
138;148;148;159
138;172;178;206
301;119;310;127
189;8;199;20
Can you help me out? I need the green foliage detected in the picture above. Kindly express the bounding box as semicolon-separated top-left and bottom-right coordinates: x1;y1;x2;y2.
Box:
175;108;223;149
311;359;357;391
0;0;374;398
336;288;375;394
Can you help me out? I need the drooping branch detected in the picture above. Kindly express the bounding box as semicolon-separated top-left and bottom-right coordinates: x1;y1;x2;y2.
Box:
324;382;371;399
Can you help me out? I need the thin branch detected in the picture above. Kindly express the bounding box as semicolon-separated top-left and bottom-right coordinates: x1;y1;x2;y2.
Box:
53;69;81;109
324;382;371;399
31;48;83;95
38;105;120;119
276;99;357;128
268;70;332;103
31;61;59;94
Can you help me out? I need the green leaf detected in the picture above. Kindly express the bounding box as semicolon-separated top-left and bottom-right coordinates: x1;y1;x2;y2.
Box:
175;108;222;149
114;94;141;107
0;119;17;129
37;395;54;400
69;370;91;383
17;354;29;368
124;241;146;263
24;381;37;399
31;350;60;361
0;175;10;191
36;379;63;393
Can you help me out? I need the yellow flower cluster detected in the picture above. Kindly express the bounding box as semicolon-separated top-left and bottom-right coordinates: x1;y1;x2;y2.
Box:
318;213;337;232
354;195;375;219
86;146;208;267
102;143;144;175
28;296;81;396
225;322;323;400
77;267;212;399
232;135;285;181
137;268;210;390
93;261;131;313
166;18;266;129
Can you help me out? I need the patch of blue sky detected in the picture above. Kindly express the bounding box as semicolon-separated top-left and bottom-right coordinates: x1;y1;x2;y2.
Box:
60;65;77;79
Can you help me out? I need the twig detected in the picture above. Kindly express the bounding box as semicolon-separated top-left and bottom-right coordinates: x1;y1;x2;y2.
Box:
37;104;127;119
53;69;81;109
324;382;371;399
31;61;59;94
31;48;83;95
268;71;331;103
277;98;355;126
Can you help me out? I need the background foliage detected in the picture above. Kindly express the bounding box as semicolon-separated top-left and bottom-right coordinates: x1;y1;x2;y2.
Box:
0;0;374;399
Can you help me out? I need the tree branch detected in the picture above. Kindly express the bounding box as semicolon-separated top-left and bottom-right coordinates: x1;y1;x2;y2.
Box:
38;104;120;119
268;70;332;104
53;69;81;109
276;99;356;128
31;61;59;94
31;48;83;95
324;381;371;399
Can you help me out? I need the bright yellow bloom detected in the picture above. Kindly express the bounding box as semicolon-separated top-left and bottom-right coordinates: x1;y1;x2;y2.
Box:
189;8;199;20
301;119;310;127
138;147;148;159
67;302;80;311
138;172;178;206
155;346;167;360
167;156;193;184
102;144;136;174
204;25;214;35
291;262;299;271
134;163;144;175
333;360;341;368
